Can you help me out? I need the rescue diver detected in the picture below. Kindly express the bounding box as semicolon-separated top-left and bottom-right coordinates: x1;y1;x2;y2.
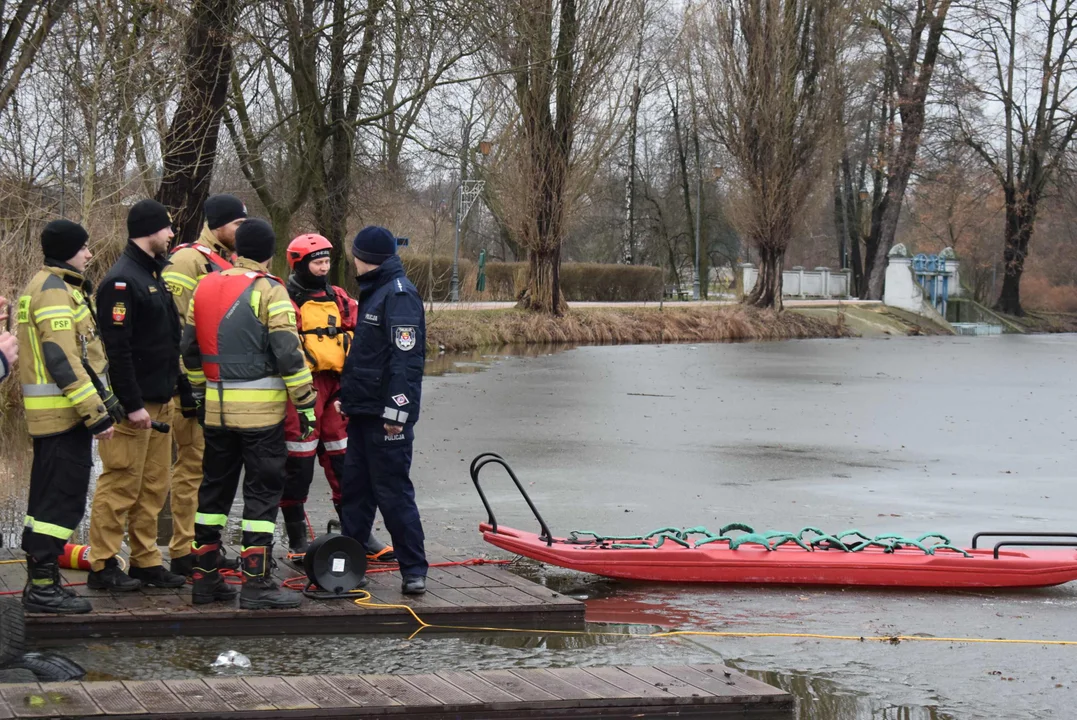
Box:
180;218;316;609
279;234;396;564
339;226;428;595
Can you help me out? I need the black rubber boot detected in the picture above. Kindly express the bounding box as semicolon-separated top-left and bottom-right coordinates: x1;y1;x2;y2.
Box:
285;522;310;555
190;544;239;605
218;545;240;571
240;546;300;610
365;532;397;563
23;558;91;614
401;575;427;596
87;558;142;591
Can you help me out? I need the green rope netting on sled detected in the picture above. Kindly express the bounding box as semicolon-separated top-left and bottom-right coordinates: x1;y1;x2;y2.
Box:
566;524;971;557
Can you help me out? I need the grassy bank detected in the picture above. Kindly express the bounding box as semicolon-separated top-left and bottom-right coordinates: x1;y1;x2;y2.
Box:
426;304;849;353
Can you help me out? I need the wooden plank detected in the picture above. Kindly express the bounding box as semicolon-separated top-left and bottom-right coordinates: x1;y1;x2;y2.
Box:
465;563;577;605
203;676;277;712
121;680;187;713
163;678;233;713
544;668;636;700
400;672;482;706
434;670;523;705
583;666;679;699
620;666;707;698
507;668;601;701
474;669;561;703
282;676;359;709
671;665;784;700
0;685;41;719
362;674;439;706
80;680;147;714
16;682;102;717
425;567;474;589
320;675;401;708
241;676;318;711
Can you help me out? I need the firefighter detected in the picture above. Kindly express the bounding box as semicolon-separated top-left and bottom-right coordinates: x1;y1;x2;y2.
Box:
87;200;186;590
180;218;316;609
339;226;428;595
279;234;395;563
17;220;119;614
162;194;246;576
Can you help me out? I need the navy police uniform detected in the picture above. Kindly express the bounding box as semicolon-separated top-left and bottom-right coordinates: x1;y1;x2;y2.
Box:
339;230;427;583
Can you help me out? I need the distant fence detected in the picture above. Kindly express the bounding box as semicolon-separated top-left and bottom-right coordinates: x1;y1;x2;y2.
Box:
740;264;852;299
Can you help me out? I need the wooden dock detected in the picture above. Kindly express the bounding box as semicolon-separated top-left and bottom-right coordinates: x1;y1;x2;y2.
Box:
0;664;793;718
0;549;583;640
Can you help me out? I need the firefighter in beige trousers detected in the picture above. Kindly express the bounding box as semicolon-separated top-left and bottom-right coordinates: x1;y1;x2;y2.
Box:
87;200;187;590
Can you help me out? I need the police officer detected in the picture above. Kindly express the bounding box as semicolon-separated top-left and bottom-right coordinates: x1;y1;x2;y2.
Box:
339;226;428;595
181;218;316;609
17;220;118;614
88;199;187;590
162;194;245;576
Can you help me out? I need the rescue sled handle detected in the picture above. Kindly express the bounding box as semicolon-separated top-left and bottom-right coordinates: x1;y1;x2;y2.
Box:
470;453;555;546
971;532;1077;559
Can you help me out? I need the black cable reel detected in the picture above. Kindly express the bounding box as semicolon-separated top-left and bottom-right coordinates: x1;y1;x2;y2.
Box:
302;533;368;600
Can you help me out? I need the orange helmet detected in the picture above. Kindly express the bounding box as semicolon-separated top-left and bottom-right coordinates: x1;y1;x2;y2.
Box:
287;234;332;269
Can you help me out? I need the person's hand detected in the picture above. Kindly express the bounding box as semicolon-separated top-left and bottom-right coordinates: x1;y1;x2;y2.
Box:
127;407;153;430
94;426;114;441
0;332;17;368
297;404;317;440
334;399;347;420
384;423;403;436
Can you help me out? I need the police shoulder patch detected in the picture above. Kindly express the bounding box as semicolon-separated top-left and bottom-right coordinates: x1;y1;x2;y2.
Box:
393;326;417;351
393;393;408;407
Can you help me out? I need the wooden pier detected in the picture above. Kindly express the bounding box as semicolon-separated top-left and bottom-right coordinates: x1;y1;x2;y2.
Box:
0;664;793;718
0;549;583;640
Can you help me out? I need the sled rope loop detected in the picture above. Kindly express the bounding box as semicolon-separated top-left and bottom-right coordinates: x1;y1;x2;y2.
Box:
566;524;972;557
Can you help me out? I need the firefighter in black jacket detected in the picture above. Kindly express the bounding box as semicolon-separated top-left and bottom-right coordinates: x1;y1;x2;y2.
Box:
88;200;188;590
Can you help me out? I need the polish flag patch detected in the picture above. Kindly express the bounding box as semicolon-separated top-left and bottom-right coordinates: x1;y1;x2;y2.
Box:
114;281;127;290
392;394;408;407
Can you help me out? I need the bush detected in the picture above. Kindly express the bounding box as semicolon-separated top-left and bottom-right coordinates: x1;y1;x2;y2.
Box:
399;254;475;302
1020;275;1077;313
558;263;664;302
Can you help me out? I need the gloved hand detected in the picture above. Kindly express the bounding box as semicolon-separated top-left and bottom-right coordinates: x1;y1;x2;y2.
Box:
297;404;316;440
100;388;126;424
195;395;206;427
177;375;199;419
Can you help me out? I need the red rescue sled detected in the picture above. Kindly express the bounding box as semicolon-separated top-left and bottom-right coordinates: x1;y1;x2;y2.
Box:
471;453;1077;589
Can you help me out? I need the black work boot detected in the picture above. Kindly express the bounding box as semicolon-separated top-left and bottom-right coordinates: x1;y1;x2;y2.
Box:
285;522;309;555
23;557;91;614
365;532;397;563
129;564;187;589
87;557;142;591
401;575;427;596
170;553;195;577
240;546;300;610
190;543;239;605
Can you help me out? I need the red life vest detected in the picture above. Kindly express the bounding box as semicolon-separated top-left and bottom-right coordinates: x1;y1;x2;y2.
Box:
192;271;274;383
171;242;233;274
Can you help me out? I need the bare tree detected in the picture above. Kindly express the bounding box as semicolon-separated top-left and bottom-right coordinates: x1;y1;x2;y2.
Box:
953;0;1077;315
697;0;844;309
0;0;74;115
490;0;633;314
156;0;240;247
860;0;953;298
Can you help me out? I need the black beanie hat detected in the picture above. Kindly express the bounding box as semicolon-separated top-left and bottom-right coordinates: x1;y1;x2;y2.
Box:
40;219;89;262
234;218;276;262
127;199;172;239
204;194;247;230
351;226;397;265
